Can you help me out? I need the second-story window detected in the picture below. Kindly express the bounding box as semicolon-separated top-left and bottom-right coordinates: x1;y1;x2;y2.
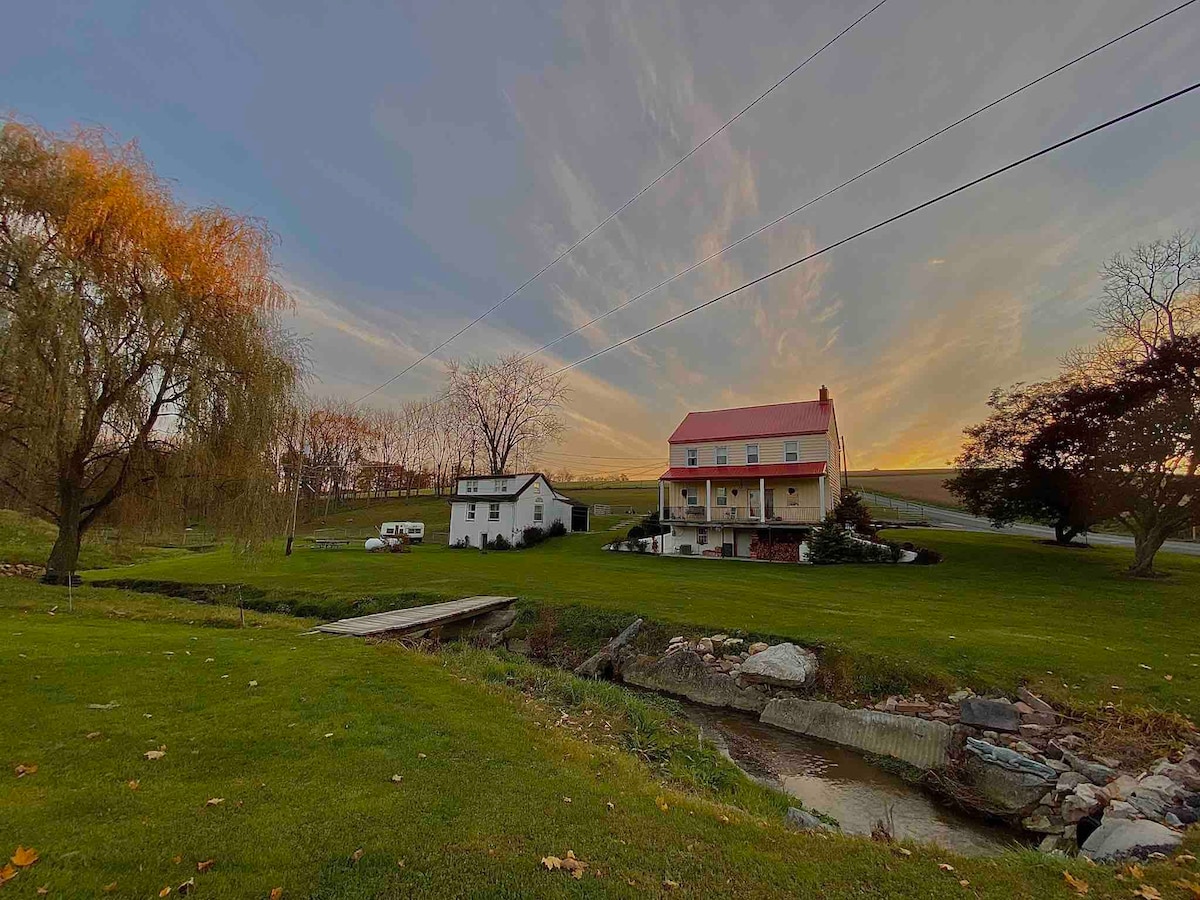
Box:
686;448;698;467
784;441;799;462
715;446;727;465
746;443;760;464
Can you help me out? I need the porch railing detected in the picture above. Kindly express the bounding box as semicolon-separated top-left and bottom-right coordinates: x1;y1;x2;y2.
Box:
661;505;823;524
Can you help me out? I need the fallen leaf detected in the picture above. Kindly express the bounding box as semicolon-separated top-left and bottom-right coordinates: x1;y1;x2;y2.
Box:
248;680;258;687
323;733;333;739
88;701;119;710
1177;855;1197;865
128;779;140;790
0;865;17;885
144;750;166;761
11;846;39;868
159;887;171;897
606;801;614;811
1062;870;1089;894
205;798;224;807
172;856;182;865
390;774;403;784
542;850;587;880
664;878;679;889
562;796;571;804
178;878;196;895
959;879;970;887
938;863;955;873
1133;886;1162;900
397;860;405;869
1172;881;1200;899
351;848;364;864
196;859;215;873
1126;863;1146;879
14;764;37;778
893;846;913;858
87;732;102;740
36;886;48;895
102;882;118;892
269;889;282;900
1165;675;1174;682
417;753;427;759
655;796;669;812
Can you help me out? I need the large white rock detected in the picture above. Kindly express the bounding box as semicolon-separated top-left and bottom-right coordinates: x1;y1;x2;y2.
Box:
738;642;818;689
1080;818;1183;861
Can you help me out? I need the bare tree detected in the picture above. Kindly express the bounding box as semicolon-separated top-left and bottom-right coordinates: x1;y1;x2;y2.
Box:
446;355;568;474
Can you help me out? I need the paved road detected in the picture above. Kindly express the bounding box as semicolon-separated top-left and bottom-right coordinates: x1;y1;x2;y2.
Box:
858;490;1200;558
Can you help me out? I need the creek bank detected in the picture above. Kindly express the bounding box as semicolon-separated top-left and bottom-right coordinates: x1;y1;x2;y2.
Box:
581;627;1200;862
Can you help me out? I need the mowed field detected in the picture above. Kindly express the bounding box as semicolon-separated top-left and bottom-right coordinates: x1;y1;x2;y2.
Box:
87;523;1200;715
846;470;960;507
5;579;1175;899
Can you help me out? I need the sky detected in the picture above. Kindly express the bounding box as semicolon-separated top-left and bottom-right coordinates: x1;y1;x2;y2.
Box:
5;0;1200;474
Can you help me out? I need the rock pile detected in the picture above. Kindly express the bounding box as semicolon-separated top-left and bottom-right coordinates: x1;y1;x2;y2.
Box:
0;563;45;579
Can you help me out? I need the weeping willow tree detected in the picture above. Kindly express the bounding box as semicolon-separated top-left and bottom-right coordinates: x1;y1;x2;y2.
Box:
0;120;303;582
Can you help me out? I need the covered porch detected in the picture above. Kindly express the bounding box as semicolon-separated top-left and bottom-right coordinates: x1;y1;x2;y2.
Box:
658;462;828;527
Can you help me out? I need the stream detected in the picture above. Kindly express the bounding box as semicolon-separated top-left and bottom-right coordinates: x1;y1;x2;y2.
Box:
683;705;1025;856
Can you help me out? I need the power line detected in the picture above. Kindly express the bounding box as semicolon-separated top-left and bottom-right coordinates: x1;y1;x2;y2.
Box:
547;81;1200;377
519;0;1199;361
349;0;891;405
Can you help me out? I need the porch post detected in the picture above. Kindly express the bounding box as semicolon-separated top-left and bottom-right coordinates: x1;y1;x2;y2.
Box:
819;475;826;519
759;476;766;523
705;479;712;521
658;479;665;521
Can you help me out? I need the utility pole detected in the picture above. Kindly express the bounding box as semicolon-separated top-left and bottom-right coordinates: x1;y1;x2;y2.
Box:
285;419;306;557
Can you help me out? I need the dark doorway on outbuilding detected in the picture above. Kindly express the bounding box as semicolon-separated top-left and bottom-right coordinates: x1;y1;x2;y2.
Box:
571;505;589;532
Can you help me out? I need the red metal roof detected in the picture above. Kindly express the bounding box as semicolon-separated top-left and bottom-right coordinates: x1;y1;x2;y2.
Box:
667;400;831;443
660;462;826;481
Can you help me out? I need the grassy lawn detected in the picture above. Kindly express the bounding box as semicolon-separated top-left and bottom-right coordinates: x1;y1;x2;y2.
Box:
87;527;1200;716
6;579;1170;899
0;509;189;570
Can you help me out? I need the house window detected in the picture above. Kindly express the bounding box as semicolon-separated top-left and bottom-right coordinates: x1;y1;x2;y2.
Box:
686;448;698;467
697;527;708;546
683;488;701;507
493;478;508;492
784;441;799;462
746;443;759;464
715;446;727;465
533;499;544;522
716;487;727;506
488;503;500;521
467;503;477;520
465;480;478;494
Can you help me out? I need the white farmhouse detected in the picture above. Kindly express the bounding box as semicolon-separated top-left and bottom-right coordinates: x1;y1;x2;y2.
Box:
447;473;589;548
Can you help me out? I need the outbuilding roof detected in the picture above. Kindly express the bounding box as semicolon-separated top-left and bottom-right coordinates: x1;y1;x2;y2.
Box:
667;400;831;444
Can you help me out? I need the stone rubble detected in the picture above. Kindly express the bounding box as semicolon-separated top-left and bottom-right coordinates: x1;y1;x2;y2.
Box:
0;562;45;579
618;632;1200;861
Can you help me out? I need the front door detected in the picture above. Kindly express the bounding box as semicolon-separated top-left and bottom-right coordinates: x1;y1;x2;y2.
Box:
748;489;759;518
764;489;775;519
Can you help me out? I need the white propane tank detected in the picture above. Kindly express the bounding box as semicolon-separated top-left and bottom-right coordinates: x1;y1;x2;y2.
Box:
364;537;387;552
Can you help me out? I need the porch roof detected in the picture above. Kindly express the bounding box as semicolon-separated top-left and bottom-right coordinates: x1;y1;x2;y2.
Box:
659;462;826;481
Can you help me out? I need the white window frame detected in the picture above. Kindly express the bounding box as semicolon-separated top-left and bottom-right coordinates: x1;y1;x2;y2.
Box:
533;498;544;522
684;488;701;507
686;448;698;467
714;446;728;465
465;480;478;494
697;526;708;546
466;503;476;520
488;502;501;521
784;441;799;463
493;478;507;492
746;443;760;464
716;486;727;506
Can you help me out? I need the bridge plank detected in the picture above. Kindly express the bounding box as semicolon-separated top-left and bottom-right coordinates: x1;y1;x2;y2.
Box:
315;596;517;637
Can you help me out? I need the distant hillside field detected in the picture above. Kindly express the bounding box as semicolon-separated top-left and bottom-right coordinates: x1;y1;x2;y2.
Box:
845;469;960;507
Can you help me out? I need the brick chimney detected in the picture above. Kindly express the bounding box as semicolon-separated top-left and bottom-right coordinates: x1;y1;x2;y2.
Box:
819;384;830;404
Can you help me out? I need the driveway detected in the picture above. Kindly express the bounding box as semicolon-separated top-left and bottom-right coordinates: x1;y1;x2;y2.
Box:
857;490;1200;558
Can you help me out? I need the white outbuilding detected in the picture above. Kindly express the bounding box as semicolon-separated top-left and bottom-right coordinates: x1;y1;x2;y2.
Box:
447;473;589;548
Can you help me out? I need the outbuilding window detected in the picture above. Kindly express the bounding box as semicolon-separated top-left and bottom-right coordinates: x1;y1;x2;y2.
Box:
534;499;544;522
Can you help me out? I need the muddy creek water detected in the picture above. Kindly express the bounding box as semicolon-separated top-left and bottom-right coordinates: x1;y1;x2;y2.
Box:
684;705;1023;856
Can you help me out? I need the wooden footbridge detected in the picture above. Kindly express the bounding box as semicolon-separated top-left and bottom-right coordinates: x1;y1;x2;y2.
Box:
315;595;517;637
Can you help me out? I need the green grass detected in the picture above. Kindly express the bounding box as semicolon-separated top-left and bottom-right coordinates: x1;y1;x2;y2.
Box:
88;528;1200;715
302;494;452;536
8;580;1175;898
0;509;189;570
